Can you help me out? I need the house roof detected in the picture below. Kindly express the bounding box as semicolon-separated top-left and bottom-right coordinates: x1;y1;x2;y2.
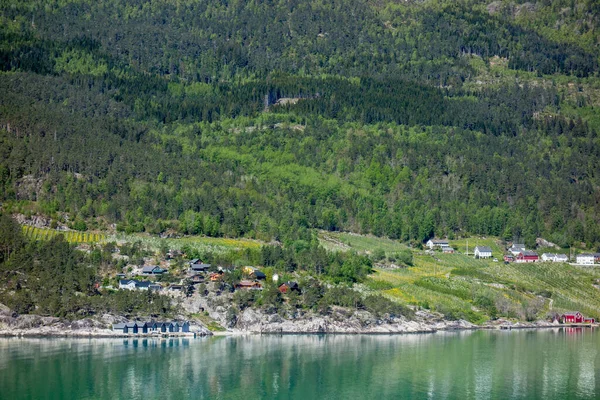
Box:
519;251;538;256
578;253;595;257
253;270;266;278
475;246;492;252
119;279;134;285
562;311;582;316
429;239;448;244
113;323;126;329
135;280;151;288
511;244;525;248
191;263;211;270
555;254;568;259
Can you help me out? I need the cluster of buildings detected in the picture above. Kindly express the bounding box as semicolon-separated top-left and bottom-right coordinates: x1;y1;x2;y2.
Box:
427;239;600;266
425;239;455;253
560;312;595;324
112;321;191;334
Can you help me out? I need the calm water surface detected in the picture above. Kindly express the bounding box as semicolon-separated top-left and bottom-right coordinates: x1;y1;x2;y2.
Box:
0;329;599;399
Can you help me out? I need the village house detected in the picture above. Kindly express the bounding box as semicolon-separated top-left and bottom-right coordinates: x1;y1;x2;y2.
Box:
119;279;152;290
235;280;262;290
278;281;300;294
209;271;224;281
541;253;569;263
148;283;162;291
561;312;584;324
189;261;211;272
142;266;166;275
516;251;539;263
426;239;449;249
503;255;514;262
442;246;455;254
576;254;595;265
509;244;526;256
474;246;492;259
243;266;266;280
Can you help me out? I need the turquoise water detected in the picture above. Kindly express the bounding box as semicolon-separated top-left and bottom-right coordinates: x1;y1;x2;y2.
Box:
0;329;599;399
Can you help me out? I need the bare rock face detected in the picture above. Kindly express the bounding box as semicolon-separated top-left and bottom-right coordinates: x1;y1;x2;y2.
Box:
536;238;559;249
232;307;475;334
486;1;503;15
0;303;10;314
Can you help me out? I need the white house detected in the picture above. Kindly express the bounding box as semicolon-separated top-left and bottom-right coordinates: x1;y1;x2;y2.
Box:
426;239;449;249
554;254;569;263
509;244;526;256
576;254;595;265
474;246;492;259
119;279;151;290
541;253;569;263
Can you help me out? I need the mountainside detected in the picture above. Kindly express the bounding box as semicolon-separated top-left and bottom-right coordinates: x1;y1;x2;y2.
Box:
1;0;600;247
1;0;600;326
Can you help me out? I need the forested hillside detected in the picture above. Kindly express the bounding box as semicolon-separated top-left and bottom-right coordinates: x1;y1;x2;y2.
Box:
1;0;600;249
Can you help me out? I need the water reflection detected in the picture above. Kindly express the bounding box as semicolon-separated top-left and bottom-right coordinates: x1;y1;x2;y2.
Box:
0;329;598;399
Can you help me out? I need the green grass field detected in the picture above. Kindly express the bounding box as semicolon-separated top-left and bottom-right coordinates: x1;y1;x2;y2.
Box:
22;225;105;243
329;232;600;323
367;251;600;323
448;237;504;256
318;231;409;255
110;233;263;254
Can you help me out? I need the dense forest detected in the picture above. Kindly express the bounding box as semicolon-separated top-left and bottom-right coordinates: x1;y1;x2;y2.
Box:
1;0;600;251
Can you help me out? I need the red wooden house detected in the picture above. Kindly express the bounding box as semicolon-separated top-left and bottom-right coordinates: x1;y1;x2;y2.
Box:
516;251;539;263
561;312;584;323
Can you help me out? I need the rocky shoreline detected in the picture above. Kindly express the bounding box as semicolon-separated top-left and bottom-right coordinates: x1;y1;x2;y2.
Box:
0;303;581;338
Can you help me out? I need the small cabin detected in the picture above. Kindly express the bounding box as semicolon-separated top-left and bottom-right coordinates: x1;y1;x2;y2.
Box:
190;263;211;272
562;312;584;324
112;323;127;333
142;266;166;275
235;280;262;290
279;281;300;294
209;272;224;281
181;321;190;333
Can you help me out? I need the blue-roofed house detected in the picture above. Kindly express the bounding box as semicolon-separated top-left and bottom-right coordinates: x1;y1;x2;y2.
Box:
126;322;138;334
190;262;211;272
142;266;166;275
180;321;190;333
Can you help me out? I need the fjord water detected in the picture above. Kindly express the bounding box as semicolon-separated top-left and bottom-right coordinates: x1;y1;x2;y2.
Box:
0;329;598;399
